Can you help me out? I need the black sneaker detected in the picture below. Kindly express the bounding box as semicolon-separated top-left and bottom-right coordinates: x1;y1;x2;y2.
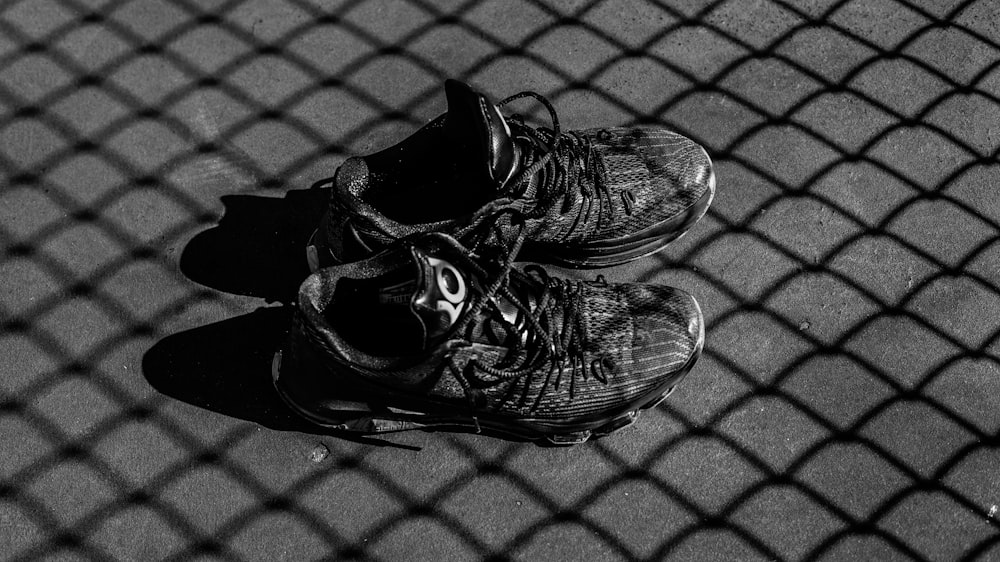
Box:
306;79;715;270
277;232;704;445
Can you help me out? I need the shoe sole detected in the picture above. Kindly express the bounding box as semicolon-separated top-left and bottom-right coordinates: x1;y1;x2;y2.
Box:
272;313;704;446
523;156;716;269
273;351;690;445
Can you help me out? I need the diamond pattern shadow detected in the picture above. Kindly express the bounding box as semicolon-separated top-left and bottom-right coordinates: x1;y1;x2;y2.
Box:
2;0;999;560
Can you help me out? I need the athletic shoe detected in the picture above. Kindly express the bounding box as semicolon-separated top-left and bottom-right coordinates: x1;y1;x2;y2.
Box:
277;231;704;445
306;79;715;270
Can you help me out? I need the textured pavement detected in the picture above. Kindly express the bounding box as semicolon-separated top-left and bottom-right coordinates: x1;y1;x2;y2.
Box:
2;0;1000;560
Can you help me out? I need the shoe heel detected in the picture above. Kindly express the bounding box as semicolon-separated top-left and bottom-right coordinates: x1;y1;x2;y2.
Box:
273;349;434;434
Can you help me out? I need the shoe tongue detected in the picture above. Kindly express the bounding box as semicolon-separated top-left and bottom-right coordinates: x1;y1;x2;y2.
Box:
465;268;543;348
444;79;517;187
377;247;471;350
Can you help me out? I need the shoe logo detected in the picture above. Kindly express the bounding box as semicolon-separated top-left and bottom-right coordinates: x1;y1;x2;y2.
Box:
590;355;618;383
427;256;467;326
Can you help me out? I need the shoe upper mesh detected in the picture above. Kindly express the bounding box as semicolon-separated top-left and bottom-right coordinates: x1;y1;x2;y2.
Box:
523;127;712;244
483;281;700;419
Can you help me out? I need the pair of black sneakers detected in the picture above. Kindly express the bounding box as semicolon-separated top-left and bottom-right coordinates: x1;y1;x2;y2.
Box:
273;80;715;445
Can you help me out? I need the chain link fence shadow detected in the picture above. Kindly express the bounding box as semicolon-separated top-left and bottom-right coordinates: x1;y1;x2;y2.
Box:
2;0;999;559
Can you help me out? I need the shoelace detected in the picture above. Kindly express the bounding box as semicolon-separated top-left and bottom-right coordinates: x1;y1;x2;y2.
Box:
423;223;609;416
497;91;621;239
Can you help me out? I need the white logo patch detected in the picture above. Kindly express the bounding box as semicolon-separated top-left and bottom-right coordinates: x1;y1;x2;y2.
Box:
427;256;466;326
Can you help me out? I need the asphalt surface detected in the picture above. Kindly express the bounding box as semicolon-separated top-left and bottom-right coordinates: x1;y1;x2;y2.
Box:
2;0;1000;560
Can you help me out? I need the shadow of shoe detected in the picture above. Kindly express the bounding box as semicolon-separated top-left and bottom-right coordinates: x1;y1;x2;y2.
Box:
143;306;427;449
142;306;319;432
180;187;328;304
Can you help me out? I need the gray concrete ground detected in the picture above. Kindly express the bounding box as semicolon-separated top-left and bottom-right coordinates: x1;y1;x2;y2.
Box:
2;0;999;560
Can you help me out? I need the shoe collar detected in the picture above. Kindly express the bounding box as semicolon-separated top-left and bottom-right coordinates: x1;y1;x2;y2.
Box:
298;233;480;373
331;158;457;242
